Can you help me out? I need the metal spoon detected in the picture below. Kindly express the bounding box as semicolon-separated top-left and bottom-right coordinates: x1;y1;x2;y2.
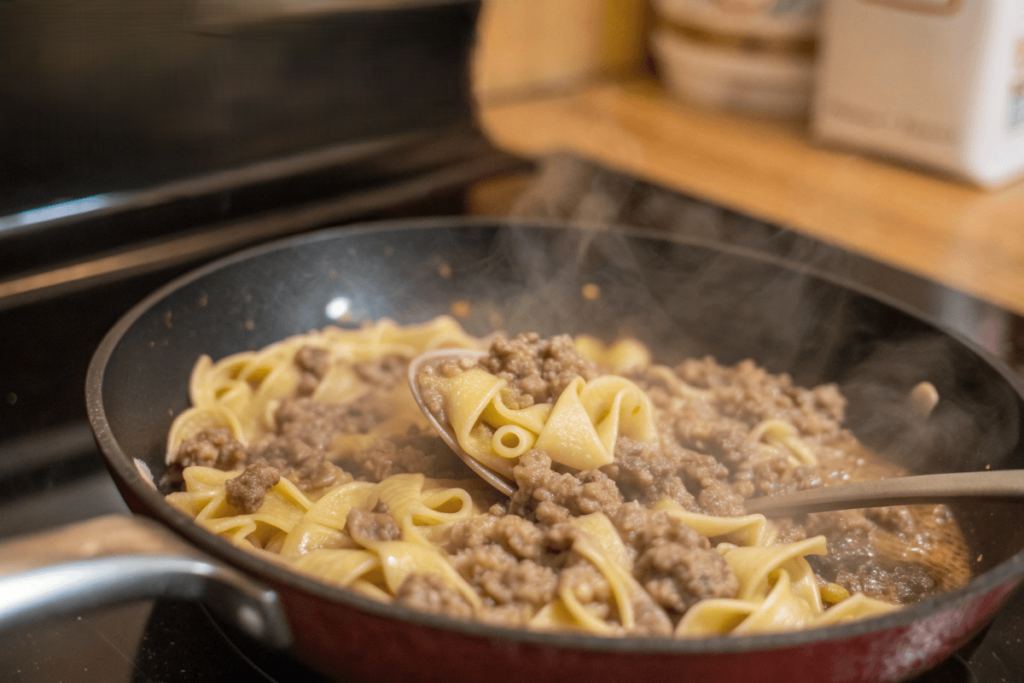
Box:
407;349;1024;515
744;470;1024;517
407;348;516;496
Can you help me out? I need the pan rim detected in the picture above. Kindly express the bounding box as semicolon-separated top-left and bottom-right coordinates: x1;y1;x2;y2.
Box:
86;215;1024;655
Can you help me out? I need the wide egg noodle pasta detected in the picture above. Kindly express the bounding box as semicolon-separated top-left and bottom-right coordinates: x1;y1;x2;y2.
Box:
373;473;476;529
679;570;814;638
170;464;484;610
571;513;633;571
167;466;313;548
291;549;382;589
188;352;255;407
170;465;895;638
283;472;481;597
529;525;635;635
165;317;907;639
568;531;639;632
654;499;776;547
530;597;600;634
167;406;248;461
247;362;301;434
430;370;657;471
280;481;377;558
556;575;616;636
574;336;651;375
165;466;236;516
491;425;536;459
643;364;709;401
811;593;896;626
534;375;657;469
349;473;483;607
321;316;482;362
677;568;896;637
310;363;365;405
366;540;482;609
722;536;828;602
648;503;897;637
420;368;546;478
531;513;674;636
673;598;761;637
675;535;896;637
168;317;483;466
747;419;817;468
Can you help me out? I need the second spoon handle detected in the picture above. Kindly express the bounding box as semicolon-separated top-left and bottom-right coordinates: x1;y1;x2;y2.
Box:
745;470;1024;518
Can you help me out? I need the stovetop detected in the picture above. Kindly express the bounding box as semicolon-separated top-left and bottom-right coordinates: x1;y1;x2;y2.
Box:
2;152;1023;683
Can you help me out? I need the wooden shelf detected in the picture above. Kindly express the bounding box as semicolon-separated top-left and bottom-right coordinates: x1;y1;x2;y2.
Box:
479;80;1024;315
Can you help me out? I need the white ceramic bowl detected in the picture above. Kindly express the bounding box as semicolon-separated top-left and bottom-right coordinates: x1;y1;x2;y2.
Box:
650;27;815;118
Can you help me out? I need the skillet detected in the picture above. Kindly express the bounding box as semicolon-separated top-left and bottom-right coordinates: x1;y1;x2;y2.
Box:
4;218;1024;683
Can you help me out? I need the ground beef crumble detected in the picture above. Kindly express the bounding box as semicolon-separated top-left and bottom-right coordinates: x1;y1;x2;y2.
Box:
175;333;971;632
672;358;846;437
347;431;469;482
295;346;330;396
246;431;350;492
479;333;599;409
225;463;280;513
635;543;738;614
559;562;612;619
510;450;623;522
276;395;387;443
353;355;408;390
177;427;247;471
610;502;740;617
452;545;558;612
172;349;473;495
346;501;401;544
613;503;705;558
396;573;474;620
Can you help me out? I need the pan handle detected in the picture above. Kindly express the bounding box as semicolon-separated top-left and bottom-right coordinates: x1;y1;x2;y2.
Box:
0;514;292;648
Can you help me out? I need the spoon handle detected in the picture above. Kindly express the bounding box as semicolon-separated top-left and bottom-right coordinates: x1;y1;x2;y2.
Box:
744;470;1024;518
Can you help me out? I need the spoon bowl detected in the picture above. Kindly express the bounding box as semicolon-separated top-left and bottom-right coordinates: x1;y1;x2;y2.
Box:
407;348;516;496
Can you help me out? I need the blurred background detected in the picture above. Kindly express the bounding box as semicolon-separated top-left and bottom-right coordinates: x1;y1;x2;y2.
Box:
0;1;1023;681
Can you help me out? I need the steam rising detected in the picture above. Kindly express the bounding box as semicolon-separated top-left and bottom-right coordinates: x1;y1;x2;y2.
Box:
840;336;1019;473
476;153;1022;476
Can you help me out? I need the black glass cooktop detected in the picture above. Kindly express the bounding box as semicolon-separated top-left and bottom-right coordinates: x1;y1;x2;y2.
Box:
2;154;1022;683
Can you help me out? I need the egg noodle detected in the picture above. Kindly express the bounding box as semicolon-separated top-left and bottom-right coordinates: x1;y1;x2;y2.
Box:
166;316;897;637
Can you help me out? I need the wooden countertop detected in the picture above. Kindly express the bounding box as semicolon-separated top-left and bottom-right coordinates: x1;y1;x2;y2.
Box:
478;80;1024;316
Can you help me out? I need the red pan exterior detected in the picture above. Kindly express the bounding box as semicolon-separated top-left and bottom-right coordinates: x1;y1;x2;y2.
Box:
272;576;1018;683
